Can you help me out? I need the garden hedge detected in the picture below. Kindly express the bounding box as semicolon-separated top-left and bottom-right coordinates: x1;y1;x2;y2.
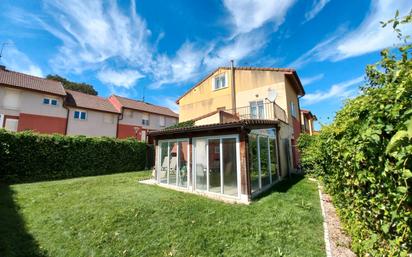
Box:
0;130;151;184
298;13;412;256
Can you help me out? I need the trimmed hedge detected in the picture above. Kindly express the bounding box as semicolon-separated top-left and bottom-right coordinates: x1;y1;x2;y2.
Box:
298;14;412;256
0;129;151;183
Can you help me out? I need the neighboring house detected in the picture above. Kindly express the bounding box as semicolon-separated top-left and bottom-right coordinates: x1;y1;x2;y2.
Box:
109;95;178;141
300;109;317;135
149;66;305;204
65;90;120;137
0;66;67;133
0;66;176;139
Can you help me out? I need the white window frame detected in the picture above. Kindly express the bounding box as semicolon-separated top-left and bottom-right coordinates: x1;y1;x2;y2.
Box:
74;110;87;120
43;97;59;106
157;138;190;189
290;101;297;118
159;116;166;127
250;100;265;119
212;73;228;91
192;134;241;198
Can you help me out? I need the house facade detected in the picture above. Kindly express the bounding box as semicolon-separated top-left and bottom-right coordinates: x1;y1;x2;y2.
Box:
109;95;178;141
300;109;317;135
149;66;305;204
177;66;304;173
0;66;178;139
0;66;67;133
65;90;120;137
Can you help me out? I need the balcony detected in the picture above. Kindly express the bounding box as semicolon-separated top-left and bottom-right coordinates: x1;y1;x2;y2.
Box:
224;102;287;123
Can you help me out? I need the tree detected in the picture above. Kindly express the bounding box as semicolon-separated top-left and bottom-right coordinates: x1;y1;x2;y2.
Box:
47;74;98;95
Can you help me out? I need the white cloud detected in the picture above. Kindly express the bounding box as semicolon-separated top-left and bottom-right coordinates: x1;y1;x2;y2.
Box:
304;0;330;22
1;43;43;77
302;76;364;105
300;73;324;86
163;97;180;113
223;0;295;34
8;0;296;91
97;68;144;88
290;0;412;68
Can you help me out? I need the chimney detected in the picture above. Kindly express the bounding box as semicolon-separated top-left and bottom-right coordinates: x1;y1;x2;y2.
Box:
0;65;5;71
230;60;236;113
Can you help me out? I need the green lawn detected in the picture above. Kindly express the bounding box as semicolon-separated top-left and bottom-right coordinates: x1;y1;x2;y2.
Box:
0;171;325;257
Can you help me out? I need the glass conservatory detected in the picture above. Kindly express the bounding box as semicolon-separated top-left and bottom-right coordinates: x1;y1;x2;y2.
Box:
149;120;283;203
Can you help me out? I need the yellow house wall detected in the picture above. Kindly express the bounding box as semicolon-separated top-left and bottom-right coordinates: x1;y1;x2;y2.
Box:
234;70;287;112
179;68;232;122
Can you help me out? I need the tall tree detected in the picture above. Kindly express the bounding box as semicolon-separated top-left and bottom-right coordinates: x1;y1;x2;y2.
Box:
47;74;98;95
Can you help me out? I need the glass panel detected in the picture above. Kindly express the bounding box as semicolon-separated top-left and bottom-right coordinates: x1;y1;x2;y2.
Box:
80;112;86;120
74;111;79;119
249;134;259;193
195;139;207;191
178;141;189;187
43;98;50;104
260;136;271;187
270;136;278;183
223;138;238;196
159;142;168;184
169;142;178;185
250;102;257;119
51;99;57;106
208;139;221;193
257;101;264;119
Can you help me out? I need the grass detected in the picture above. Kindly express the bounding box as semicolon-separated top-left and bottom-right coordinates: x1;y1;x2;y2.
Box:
0;171;325;257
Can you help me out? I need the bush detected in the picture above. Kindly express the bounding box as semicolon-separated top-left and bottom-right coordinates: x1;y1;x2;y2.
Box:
298;12;412;255
0;130;149;184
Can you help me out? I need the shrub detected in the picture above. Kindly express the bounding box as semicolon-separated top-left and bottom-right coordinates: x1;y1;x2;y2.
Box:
0;130;149;184
298;12;412;255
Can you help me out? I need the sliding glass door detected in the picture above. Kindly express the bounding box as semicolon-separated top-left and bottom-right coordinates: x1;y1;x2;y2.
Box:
249;128;278;194
157;139;189;188
193;135;239;197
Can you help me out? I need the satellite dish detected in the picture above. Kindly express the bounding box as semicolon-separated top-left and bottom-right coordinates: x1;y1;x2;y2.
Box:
267;88;277;102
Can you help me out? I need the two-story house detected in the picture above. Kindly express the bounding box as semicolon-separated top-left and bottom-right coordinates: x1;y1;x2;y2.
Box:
149;66;305;204
65;90;120;137
300;109;317;135
0;66;67;133
109;95;179;141
0;66;178;139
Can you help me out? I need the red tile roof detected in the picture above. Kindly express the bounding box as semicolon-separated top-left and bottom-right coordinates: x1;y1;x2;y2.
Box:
65;90;120;114
0;68;66;96
148;119;279;137
175;66;305;104
111;95;178;118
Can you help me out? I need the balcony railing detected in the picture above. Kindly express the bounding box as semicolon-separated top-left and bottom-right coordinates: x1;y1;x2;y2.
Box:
224;102;287;123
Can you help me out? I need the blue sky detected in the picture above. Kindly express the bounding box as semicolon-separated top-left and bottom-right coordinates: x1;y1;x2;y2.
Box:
1;0;411;128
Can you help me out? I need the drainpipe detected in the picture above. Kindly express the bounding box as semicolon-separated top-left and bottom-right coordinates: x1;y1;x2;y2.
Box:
230;60;236;114
116;107;124;138
62;95;69;135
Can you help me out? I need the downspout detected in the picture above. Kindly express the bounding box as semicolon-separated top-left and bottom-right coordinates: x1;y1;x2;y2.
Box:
62;95;69;135
116;107;124;138
230;60;236;114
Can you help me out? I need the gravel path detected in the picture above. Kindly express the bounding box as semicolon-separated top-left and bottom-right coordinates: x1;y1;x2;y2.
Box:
319;186;357;257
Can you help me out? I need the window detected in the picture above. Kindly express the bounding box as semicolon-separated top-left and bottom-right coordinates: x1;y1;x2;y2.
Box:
159;116;166;127
4;118;18;132
249;129;278;194
4;89;20;109
250;101;264;119
43;98;58;106
290;101;297;117
213;73;227;90
158;139;190;188
103;113;114;124
74;110;87;120
142;113;149;126
193;135;239;196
